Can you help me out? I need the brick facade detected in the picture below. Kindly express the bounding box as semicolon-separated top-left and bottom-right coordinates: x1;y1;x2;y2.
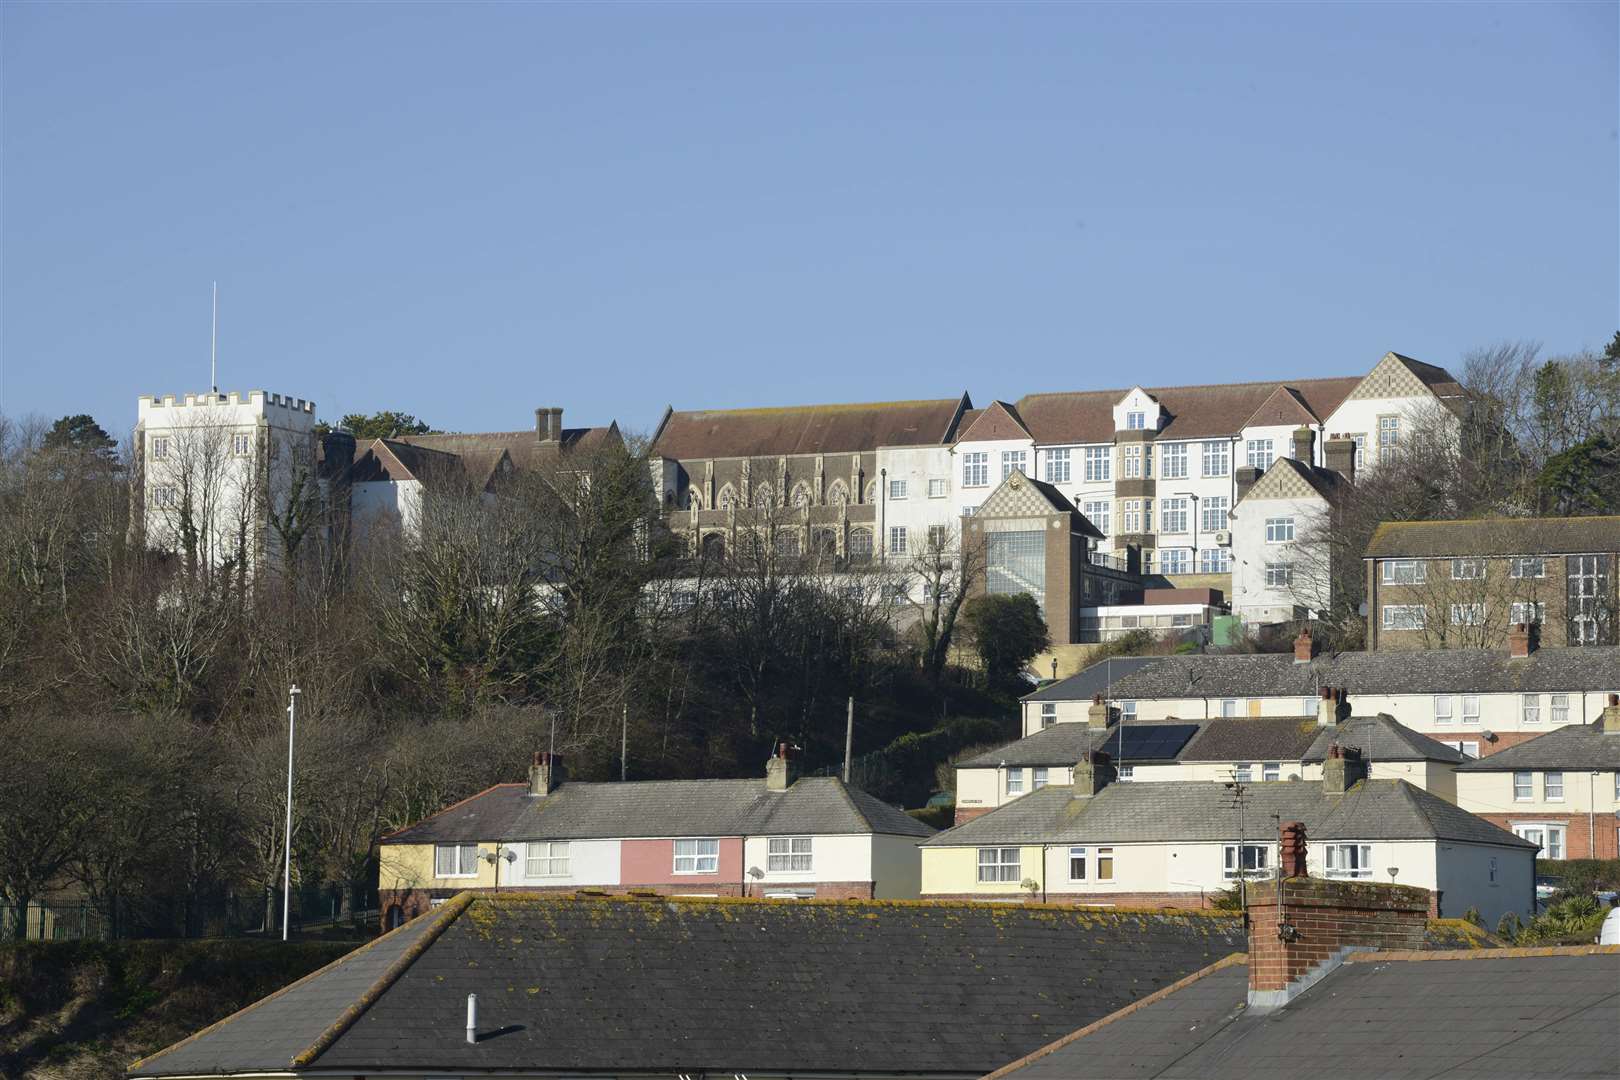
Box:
953;806;995;826
923;891;1217;909
381;881;878;928
1474;813;1620;861
1245;876;1430;995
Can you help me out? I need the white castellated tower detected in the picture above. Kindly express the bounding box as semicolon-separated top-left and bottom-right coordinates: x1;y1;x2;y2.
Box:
131;390;321;577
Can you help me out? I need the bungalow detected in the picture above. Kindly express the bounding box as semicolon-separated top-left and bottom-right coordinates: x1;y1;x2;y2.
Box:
379;746;933;926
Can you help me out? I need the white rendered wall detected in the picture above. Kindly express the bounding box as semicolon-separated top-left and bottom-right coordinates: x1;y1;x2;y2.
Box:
1229;490;1330;623
500;838;622;888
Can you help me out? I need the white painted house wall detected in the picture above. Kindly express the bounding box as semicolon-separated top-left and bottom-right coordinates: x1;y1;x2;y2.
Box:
1229;489;1331;624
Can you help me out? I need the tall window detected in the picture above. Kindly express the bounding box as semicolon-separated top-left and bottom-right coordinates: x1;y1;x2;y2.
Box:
848;529;873;557
1451;558;1485;580
1512;772;1532;800
1568;554;1612;645
926;525;948;552
1224;844;1269;879
1551;694;1570;724
888;479;908;500
1159;548;1190;574
1350;433;1366;468
1377;415;1400;464
1514;823;1565;860
232;432;251;456
1265;517;1295;543
1160;442;1188;479
1084;446;1111;482
1082;500;1111;536
1201;496;1228;532
977;847;1021;883
1200;548;1231;573
674;838;720;873
1544;771;1564;800
1040;703;1056;729
888;527;907;555
1123;445;1144;479
435;843;480;878
928;478;948;498
1001;450;1027;479
986;531;1047;612
1121;500;1141;533
1462;695;1480;723
767;837;813;872
1095;847;1114;881
1246;439;1275;472
1005;768;1024;795
1202;441;1230;477
1434;696;1454;724
1067;846;1088;881
1032;767;1049;790
1160;498;1189;534
525;841;569;877
1126;410;1146;430
1381;560;1428;584
1045;449;1071;484
1221;699;1240;718
962;452;989;488
1324;844;1373;878
1522;694;1541;724
151;436;171;460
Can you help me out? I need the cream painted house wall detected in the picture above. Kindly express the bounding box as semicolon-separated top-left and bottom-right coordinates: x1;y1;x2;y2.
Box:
921;844;1045;897
740;834;876;890
1457;769;1620;818
1089;691;1611;733
379;841;501;895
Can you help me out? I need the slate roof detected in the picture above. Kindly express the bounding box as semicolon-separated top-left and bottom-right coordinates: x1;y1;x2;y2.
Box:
651;396;969;459
1455;723;1620;772
1178;715;1321;762
382;776;934;846
1022;657;1163;702
1365;516;1620;558
129;894;1245;1078
1301;714;1467;765
394;424;622;473
991;949;1620;1079
923;779;1535;849
958;721;1202;768
1097;646;1620;699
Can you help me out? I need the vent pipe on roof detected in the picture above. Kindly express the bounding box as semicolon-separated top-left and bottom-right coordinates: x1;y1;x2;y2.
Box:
466;993;477;1044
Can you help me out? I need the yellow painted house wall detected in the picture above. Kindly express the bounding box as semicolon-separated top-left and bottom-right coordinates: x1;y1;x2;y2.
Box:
379;841;501;894
920;845;1045;897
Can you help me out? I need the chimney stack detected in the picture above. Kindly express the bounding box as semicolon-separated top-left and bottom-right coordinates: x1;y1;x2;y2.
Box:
1235;465;1261;500
1324;437;1356;485
529;751;565;796
535;408;551;442
1316;687;1346;728
1245;822;1429;1013
1602;693;1620;734
1293;627;1314;664
765;742;797;791
1321;744;1367;795
1508;622;1535;659
1072;750;1114;797
1087;694;1112;730
551;407;564;440
1291;426;1315;465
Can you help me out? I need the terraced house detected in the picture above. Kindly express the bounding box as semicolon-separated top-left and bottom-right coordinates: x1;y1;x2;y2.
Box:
377;747;932;927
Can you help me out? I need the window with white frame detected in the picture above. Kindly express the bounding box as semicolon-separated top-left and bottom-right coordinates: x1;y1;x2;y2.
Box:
1512;772;1532;800
1377;415;1400;464
1223;843;1270;879
1264;564;1293;588
1201;496;1228;532
1160;498;1189;534
1040;703;1056;728
1382;605;1425;630
1522;694;1541;724
1437;739;1480;758
1120;700;1137;720
1001;450;1027;480
1084;446;1111;482
1117;764;1135;781
1450;603;1484;626
888;479;907;500
1200;548;1231;573
1045;449;1071;484
1265;517;1295;543
674;838;720;873
1159;548;1190;574
1261;762;1280;781
435;843;480;878
1462;695;1480;723
888;527;907;555
926;525;948;552
1246;439;1275;472
1451;558;1485;580
232;432;252;456
962;452;989;488
1082;500;1111;536
1032;767;1049;790
1096;847;1114;880
1544;771;1563;800
1126;410;1146;430
1509;557;1546;579
977;847;1021;883
928;478;948;498
1513;823;1565;859
1232;762;1251;782
1324;843;1373;878
525;841;569;877
151;485;180;509
151;436;171;459
1509;601;1546;626
1381;559;1428;584
1161;442;1188;479
1551;694;1569;724
1005;768;1024;796
1221;699;1240;718
1434;696;1454;724
961;505;978;518
1121;500;1142;534
1067;846;1088;880
767;837;813;872
1123;445;1144;479
848;529;873;557
1202;441;1230;477
1350;433;1366;469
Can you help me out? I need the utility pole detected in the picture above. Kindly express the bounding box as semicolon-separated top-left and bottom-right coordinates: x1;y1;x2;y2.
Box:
1225;776;1251;928
843;697;854;784
282;685;300;942
621;703;628;782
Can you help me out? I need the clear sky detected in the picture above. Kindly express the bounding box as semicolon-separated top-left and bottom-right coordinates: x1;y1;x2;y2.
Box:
3;2;1615;442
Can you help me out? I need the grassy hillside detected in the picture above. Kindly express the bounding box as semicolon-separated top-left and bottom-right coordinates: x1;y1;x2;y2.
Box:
0;939;356;1080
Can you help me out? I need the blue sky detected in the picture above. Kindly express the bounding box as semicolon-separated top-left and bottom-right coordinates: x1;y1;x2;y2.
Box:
3;2;1615;442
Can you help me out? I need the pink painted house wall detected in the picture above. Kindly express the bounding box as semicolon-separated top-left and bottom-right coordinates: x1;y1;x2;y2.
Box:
619;837;744;888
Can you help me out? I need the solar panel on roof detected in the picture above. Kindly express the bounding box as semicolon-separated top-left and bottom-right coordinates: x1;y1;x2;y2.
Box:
1099;724;1199;761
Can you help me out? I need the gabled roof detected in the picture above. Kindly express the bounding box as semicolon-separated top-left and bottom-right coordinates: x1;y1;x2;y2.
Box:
990;948;1620;1080
1365;516;1620;558
958;721;1202;768
1096;646;1620;700
1340;351;1467;410
651;395;970;460
1455;722;1620;772
382;776;934;845
1013;376;1363;445
1177;715;1321;763
924;779;1534;849
347;438;464;485
1301;714;1466;765
1242;385;1319;430
1234;455;1343;506
129;894;1245;1078
394;423;622;474
972;470;1105;539
1022;657;1164;702
955;400;1033;443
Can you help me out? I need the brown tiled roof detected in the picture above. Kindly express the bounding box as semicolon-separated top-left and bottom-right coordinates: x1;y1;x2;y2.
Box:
348;439;465;486
394;424;621;474
1014;377;1363;445
1365;516;1620;559
956;400;1032;443
1242;386;1319;430
652;396;969;460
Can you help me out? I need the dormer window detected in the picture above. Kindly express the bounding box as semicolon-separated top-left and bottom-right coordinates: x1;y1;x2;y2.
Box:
1126;411;1146;430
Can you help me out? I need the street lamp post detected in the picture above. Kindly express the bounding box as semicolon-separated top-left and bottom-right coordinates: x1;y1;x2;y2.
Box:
282;685;300;942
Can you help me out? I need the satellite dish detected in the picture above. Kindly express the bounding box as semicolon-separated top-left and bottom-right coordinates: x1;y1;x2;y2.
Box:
748;866;765;880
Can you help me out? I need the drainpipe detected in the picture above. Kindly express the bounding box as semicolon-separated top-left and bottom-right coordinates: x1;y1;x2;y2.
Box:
879;467;887;564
